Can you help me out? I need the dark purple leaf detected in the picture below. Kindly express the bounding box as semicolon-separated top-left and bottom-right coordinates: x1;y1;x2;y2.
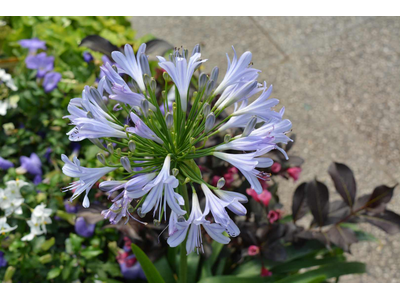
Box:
355;185;397;213
145;38;173;56
327;225;358;253
328;162;357;207
284;133;296;152
362;210;400;235
325;200;351;225
292;182;309;223
306;179;330;227
79;35;120;59
296;230;331;248
261;241;287;262
287;156;305;167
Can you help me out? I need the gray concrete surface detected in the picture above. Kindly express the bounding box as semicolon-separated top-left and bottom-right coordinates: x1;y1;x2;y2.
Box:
131;16;400;282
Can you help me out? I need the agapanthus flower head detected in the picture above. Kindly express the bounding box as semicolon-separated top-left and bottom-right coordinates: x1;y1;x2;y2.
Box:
61;43;292;253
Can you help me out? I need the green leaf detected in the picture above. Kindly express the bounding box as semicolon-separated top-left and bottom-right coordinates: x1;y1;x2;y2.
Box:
47;268;62;280
154;256;176;283
131;243;165;283
41;237;55;251
80;247;103;259
199;275;276;283
276;262;366;283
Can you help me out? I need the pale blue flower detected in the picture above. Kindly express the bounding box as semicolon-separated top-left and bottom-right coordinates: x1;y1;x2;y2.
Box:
214;46;260;95
19;38;46;53
61;154;117;208
167;190;230;254
25;53;54;78
43;72;61;93
158;47;206;111
126;112;164;144
141;155;186;219
111;44;147;92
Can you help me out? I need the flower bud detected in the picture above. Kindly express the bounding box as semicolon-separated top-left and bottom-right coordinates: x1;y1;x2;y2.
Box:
217;177;226;189
224;134;231;143
202;103;211;116
141;99;149;118
115;148;121;156
163;72;170;82
107;143;114;154
131;79;141;93
165;112;174;129
128;140;136;152
120;157;133;173
137;207;146;218
198;73;207;90
150;77;157;93
139;53;151;77
143;74;151;86
191;44;201;56
96;153;106;165
210;66;219;83
242;116;257;137
89;138;106;150
172;168;179;177
205;80;215;98
204;113;215;133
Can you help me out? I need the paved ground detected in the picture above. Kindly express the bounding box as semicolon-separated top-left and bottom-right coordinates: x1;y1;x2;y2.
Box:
130;17;400;282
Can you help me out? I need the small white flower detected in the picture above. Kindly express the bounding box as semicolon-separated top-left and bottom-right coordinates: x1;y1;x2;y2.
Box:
0;217;18;235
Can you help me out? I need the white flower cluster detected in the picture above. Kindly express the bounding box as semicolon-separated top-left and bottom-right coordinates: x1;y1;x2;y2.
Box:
0;68;18;116
0;179;52;240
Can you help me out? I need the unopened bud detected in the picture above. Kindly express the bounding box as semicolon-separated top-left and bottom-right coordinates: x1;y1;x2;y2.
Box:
107;143;114;154
224;134;232;143
120;157;133;173
242;116;257;137
203;103;211;116
191;44;201;56
139;53;151;78
131;79;140;93
192;91;198;100
204;113;216;133
89;138;106;150
161;90;166;100
163;72;170;82
143;74;151;86
184;177;191;184
172;168;179;177
150;78;157;92
166;112;174;129
141;99;149;118
115;148;121;156
217;177;226;189
210;66;219;83
128;140;136;152
205;80;215;98
137;207;146;218
198;73;207;90
96;153;106;165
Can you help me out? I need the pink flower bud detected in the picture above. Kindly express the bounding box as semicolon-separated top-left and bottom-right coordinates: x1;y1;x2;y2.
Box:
270;162;281;173
248;245;260;256
287;167;302;181
261;266;272;277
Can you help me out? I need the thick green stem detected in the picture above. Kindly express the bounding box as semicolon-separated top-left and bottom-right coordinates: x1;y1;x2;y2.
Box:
178;182;189;283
